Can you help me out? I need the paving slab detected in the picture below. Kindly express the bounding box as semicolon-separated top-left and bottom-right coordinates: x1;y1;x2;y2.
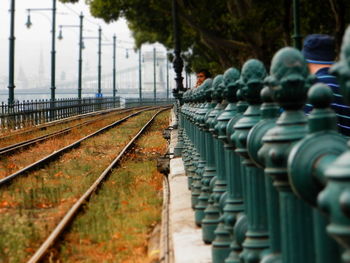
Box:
166;110;212;263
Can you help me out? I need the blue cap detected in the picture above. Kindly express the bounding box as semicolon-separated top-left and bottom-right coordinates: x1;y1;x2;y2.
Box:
302;34;335;64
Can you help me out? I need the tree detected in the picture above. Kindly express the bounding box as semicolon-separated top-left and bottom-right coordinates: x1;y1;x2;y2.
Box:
60;0;350;74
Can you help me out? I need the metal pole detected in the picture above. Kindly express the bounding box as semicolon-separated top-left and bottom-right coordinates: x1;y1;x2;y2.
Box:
98;27;102;94
171;0;184;92
153;47;156;104
166;56;169;100
293;0;302;50
139;46;142;102
113;34;116;98
8;0;16;105
172;0;184;155
51;0;56;101
78;13;83;100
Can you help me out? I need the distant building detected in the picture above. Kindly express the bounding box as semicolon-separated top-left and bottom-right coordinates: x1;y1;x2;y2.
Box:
36;48;48;89
17;65;29;89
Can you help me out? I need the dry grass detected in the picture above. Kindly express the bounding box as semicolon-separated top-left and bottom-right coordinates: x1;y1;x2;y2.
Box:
0;109;130;145
0;110;139;178
51;110;170;263
0;109;163;262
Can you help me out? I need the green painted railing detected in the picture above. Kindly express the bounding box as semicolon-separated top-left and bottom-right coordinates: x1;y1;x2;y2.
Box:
178;26;350;263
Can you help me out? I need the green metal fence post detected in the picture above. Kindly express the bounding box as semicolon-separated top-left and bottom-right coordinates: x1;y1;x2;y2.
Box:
185;91;198;194
246;83;281;263
224;81;248;263
201;75;226;243
317;26;350;263
192;85;208;216
287;83;344;263
196;86;211;219
182;90;194;187
231;59;270;262
188;90;200;206
259;47;315;263
195;79;216;223
211;68;240;262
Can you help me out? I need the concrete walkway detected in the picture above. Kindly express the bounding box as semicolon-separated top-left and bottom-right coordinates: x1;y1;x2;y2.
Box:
166;112;211;263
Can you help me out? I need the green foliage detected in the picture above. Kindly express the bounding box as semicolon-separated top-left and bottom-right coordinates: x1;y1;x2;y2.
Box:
60;0;350;74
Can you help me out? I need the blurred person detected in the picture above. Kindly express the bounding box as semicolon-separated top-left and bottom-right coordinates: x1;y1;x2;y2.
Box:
194;69;211;88
302;34;350;136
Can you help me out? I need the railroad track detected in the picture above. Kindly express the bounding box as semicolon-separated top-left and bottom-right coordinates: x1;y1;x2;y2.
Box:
0;107;170;262
0;106;151;157
0;106;165;186
22;108;168;262
0;105;149;143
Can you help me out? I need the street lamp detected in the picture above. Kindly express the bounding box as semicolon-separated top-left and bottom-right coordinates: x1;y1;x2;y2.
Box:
171;0;185;156
166;55;169;100
113;35;117;99
26;0;57;103
57;13;84;100
102;35;117;99
125;46;142;102
138;46;142;103
98;27;102;95
293;0;302;50
171;0;184;94
8;0;16;105
153;47;156;104
25;11;32;28
84;26;102;96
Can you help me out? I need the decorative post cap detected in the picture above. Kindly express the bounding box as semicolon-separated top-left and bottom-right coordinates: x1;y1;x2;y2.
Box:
241;59;267;104
212;75;224;102
223;67;240;103
307;83;338;132
201;78;213;102
269;47;313;110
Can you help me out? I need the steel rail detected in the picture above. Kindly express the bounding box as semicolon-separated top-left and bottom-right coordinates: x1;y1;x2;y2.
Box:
0;107;145;156
0;107;119;140
0;107;161;186
27;107;169;263
0;105;149;141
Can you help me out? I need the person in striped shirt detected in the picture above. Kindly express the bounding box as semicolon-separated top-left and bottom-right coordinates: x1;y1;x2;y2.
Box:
302;34;350;136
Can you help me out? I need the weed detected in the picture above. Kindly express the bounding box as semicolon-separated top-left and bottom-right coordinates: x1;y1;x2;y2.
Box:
0;110;164;262
55;110;170;262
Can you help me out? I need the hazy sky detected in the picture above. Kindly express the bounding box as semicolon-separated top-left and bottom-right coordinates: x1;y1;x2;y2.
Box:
0;0;166;89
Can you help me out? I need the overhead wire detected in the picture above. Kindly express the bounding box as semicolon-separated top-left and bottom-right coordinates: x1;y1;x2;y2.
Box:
60;2;134;45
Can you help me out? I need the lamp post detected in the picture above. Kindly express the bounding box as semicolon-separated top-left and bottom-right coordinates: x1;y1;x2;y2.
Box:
172;0;185;156
98;27;102;95
51;0;56;102
57;12;84;99
113;34;117;99
166;55;169;100
139;46;142;102
102;35;117;100
8;0;15;105
171;0;184;93
84;26;102;96
153;47;157;104
293;0;302;50
26;0;57;120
